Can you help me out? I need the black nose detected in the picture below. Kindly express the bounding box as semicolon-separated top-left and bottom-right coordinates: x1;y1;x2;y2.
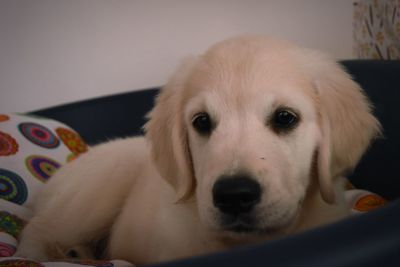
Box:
212;175;261;215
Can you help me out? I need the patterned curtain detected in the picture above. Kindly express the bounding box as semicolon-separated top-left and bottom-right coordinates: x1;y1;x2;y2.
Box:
354;0;400;59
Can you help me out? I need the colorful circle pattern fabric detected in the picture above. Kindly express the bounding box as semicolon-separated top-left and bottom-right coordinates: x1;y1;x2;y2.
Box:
0;131;19;156
0;242;16;257
0;169;28;205
354;194;387;212
25;155;61;183
66;153;78;162
56;127;88;155
0;211;26;239
0;259;44;267
18;122;60;149
0;114;10;122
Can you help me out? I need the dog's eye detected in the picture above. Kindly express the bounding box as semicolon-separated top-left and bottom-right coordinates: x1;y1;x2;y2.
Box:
271;109;298;131
192;112;213;135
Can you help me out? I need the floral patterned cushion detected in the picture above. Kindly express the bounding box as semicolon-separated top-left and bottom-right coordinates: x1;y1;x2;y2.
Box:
0;113;133;266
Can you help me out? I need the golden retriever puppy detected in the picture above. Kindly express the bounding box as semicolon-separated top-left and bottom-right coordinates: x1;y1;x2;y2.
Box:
16;36;381;265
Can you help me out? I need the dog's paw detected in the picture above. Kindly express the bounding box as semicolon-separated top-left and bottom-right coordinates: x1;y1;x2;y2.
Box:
14;245;49;261
66;245;95;259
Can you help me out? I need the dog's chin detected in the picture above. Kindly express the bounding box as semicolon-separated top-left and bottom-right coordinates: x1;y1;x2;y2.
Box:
215;212;297;240
215;222;286;245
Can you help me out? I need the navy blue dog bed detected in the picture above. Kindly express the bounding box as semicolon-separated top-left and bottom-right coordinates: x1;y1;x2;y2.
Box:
31;60;400;266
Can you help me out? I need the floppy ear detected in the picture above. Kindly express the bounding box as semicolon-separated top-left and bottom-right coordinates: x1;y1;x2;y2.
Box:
306;54;382;204
144;58;198;202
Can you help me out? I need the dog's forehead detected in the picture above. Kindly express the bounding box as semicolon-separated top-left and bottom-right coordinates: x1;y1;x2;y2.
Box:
184;40;317;114
203;36;296;59
189;39;312;91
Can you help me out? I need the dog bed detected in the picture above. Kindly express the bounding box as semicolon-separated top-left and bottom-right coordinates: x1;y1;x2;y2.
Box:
0;113;389;266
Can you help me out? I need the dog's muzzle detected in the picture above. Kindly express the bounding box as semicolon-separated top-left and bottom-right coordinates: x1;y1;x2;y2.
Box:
212;175;261;233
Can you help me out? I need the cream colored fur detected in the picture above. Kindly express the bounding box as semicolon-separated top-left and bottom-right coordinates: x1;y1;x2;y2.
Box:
16;36;381;265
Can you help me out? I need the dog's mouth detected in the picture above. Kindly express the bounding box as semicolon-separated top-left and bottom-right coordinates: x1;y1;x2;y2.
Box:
226;223;258;233
220;213;260;234
222;221;288;236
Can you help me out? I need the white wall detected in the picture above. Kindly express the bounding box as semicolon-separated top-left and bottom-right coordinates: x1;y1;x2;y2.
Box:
0;0;354;113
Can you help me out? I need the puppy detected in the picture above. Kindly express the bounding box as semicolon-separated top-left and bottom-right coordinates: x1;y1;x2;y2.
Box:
16;36;381;265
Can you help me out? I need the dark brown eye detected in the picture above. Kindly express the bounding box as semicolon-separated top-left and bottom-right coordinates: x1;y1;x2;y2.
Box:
192;112;213;135
272;109;298;131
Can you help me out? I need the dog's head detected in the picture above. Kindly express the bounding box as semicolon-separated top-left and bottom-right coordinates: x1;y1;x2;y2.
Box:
144;36;381;238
